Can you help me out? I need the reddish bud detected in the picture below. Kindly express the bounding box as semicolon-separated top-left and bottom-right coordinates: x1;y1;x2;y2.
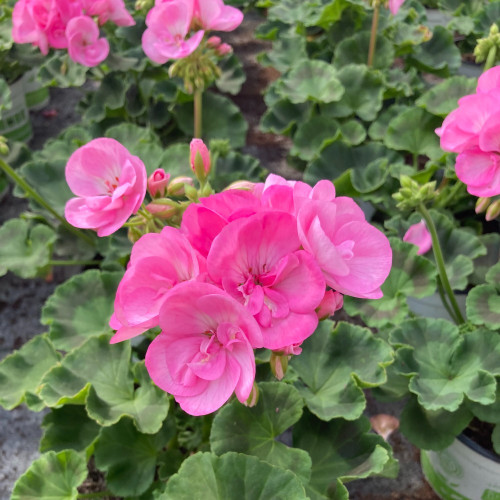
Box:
190;139;211;181
145;201;176;219
147;168;170;198
207;36;222;48
316;290;343;320
224;180;256;191
217;43;232;56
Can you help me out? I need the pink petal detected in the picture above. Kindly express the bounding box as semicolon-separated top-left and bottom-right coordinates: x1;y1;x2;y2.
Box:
477;66;500;93
403;220;432;255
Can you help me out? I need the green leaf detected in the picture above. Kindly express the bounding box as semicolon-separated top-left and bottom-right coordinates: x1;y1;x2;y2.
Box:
384;107;443;159
174;92;248;148
291;321;393;421
210;382;310;482
493;424;500;455
40;337;169;433
158;143;191;178
466;285;500;329
40;405;100;454
83;72;128;122
260;99;311;135
368;105;410;141
0;334;60;410
390;318;500;412
321;64;384;121
350;157;388;193
290;116;341;160
41;270;122;351
416;76;477;117
0;219;56;278
38;54;88;88
95;417;171;497
257;34;307;73
343;238;437;328
467;385;500;424
334;32;394;70
210;151;265;191
0;77;11;112
11;450;87;500
215;54;246;95
407;26;461;77
163;452;307;499
294;411;398;499
339;119;366;146
279;60;344;104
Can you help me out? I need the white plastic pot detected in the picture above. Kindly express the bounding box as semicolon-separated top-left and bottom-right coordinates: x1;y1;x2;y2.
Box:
23;69;49;110
0;78;32;142
421;434;500;500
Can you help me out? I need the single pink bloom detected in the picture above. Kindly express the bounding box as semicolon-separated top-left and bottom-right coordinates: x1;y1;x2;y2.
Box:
82;0;135;26
194;0;243;32
477;66;500;94
190;138;211;175
142;1;204;63
64;138;147;236
297;198;392;299
388;0;405;15
145;281;261;416
403;220;432;255
455;148;500;197
316;290;343;320
110;227;205;343
207;211;325;350
148;168;170;198
66;16;110;67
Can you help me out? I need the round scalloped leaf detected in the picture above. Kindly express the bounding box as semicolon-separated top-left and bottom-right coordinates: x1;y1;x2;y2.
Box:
334;32;394;70
210;151;265;192
407;26;460;77
343;238;437;328
384;107;443;159
11;450;87;500
416;76;477;117
279;60;344;104
163;452;307;499
257;34;307;73
41;270;123;351
290;116;341;161
0;219;56;279
339;119;366;146
293;411;398;499
210;382;310;482
399;396;472;450
215;54;246;95
38;54;88;88
486;261;500;286
83;72;127;122
467;385;500;424
40;405;100;454
260;99;311;135
94;417;172;497
0;334;60;410
290;321;393;421
40;337;169;434
493;424;500;455
390;318;500;412
158;143;191;178
368;105;410;141
320;64;384;121
174;92;248;148
350;157;388;193
466;285;500;329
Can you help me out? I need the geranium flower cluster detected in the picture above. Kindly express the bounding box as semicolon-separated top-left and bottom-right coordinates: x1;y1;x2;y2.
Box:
142;0;243;64
11;0;134;67
64;138;392;416
437;66;500;198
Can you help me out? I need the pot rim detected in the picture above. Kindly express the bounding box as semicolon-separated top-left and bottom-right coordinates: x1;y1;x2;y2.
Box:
457;432;500;464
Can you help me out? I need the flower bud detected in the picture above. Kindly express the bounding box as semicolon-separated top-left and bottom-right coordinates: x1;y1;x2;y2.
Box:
243;382;259;407
475;197;491;214
224;180;256;191
270;351;288;381
0;136;9;156
147;169;170;198
145;201;176;219
167;176;195;196
486;199;500;221
316;290;343;320
207;36;221;48
190;139;211;181
217;43;233;56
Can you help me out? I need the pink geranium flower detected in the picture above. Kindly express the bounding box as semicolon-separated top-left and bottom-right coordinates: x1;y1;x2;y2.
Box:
207;211;325;350
403;220;432;255
297;197;392;299
388;0;405;15
110;226;205;343
66;16;110;67
145;281;261;416
194;0;243;32
455;148;500;197
82;0;135;26
142;1;204;63
64;138;147;237
147;168;170;198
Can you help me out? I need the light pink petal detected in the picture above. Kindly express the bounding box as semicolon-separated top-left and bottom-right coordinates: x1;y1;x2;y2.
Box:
65;197;115;230
110;318;158;344
456;149;500;197
388;0;405;15
231;343;256;403
479;112;500;152
403;220;432;255
261;311;319;350
477;66;500;93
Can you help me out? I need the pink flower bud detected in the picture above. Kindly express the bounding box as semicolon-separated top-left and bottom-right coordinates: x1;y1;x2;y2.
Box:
370;414;400;441
167;176;195;196
207;36;221;48
217;43;232;56
476;196;492;214
190;139;211;180
316;290;343;320
243;382;259;407
147;168;170;198
270;351;288;381
223;180;256;191
486;199;500;221
145;202;176;219
403;220;432;255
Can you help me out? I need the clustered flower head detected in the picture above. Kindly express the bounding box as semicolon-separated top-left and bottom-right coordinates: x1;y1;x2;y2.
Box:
436;66;500;199
63;138;392;416
11;0;135;67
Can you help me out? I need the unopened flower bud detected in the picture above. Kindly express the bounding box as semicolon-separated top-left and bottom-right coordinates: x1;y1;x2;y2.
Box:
270;351;288;381
207;36;221;48
167;176;195;196
217;43;233;56
224;180;256;191
147;168;170;198
190;139;211;181
316;290;343;320
0;136;9;156
145;201;176;219
486;199;500;221
243;382;259;407
475;197;491;214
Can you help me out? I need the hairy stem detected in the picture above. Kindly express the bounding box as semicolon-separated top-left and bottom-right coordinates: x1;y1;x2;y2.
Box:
367;3;380;67
194;89;203;139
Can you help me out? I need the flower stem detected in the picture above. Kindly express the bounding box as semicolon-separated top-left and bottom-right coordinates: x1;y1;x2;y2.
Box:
418;203;465;325
0;158;95;246
484;45;497;72
194;89;203;139
367;2;380;67
436;278;458;324
48;259;100;267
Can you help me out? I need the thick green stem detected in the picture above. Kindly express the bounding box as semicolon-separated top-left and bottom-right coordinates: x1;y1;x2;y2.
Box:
367;3;380;67
418;203;465;325
484;45;497;72
436;278;458;324
48;259;100;266
194;89;203;139
0;158;95;246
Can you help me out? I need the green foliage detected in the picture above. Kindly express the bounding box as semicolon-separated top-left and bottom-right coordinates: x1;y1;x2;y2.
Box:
466;262;500;329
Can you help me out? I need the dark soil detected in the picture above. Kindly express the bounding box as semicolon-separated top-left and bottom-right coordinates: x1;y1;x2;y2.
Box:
462;418;500;460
